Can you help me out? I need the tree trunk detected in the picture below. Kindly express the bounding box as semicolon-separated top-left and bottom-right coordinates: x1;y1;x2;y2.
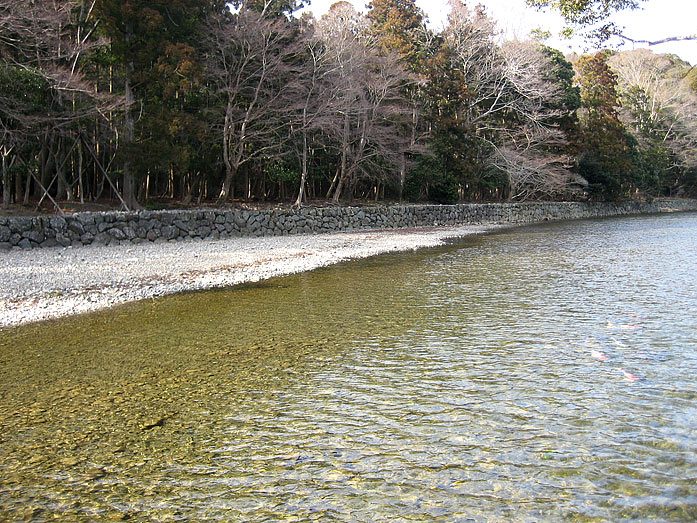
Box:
332;112;351;203
400;105;419;202
40;137;54;188
14;160;22;204
55;138;67;201
332;176;345;203
398;152;407;202
326;165;340;199
219;163;237;202
23;164;32;205
121;74;138;210
2;152;10;209
182;174;196;205
77;140;85;204
218;103;236;202
294;117;309;208
120;20;139;211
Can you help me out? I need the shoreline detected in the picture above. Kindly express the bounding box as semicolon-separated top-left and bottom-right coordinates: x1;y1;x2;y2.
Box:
4;199;696;251
0;224;499;329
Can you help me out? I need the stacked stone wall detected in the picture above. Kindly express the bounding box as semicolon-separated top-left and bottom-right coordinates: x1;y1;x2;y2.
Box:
1;199;696;250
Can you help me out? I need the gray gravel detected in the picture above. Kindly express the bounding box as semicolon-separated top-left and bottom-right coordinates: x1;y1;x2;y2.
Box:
0;224;497;328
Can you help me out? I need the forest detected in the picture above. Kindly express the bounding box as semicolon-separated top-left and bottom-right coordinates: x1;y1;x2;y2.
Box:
1;0;696;212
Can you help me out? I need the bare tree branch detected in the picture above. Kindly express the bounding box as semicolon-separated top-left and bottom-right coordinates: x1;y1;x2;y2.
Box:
616;33;697;47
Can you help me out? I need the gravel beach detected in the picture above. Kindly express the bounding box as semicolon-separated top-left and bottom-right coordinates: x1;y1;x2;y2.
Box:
0;224;497;328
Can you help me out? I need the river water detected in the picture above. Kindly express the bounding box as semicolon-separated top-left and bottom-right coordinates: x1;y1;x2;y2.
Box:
1;213;696;521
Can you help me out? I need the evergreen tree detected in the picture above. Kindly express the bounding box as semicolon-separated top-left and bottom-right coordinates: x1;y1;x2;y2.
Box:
366;0;432;199
575;52;639;199
95;0;213;207
366;0;427;68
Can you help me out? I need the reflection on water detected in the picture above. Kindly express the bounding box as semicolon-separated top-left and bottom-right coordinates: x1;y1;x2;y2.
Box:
1;213;696;521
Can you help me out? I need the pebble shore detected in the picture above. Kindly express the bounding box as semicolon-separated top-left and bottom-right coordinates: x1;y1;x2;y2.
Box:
0;224;496;328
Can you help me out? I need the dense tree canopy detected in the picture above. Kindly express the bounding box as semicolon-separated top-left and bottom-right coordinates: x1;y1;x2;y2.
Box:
366;0;426;67
609;50;697;194
2;0;696;213
575;52;638;198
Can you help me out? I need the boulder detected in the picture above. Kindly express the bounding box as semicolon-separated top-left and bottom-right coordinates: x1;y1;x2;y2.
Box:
0;225;11;243
47;216;67;230
108;228;127;240
161;225;179;240
22;230;45;243
68;221;85;236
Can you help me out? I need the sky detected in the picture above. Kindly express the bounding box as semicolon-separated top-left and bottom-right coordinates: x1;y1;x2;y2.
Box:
302;0;697;65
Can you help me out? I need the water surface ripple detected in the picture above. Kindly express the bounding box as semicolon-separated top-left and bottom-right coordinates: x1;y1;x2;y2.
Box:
1;213;696;521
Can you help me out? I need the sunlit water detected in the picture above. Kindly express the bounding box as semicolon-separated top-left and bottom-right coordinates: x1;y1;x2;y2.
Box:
1;213;696;521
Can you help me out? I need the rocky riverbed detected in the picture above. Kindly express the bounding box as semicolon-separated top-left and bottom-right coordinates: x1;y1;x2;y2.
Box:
0;224;496;328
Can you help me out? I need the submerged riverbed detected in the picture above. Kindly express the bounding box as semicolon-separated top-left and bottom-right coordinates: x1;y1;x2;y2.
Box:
1;213;696;521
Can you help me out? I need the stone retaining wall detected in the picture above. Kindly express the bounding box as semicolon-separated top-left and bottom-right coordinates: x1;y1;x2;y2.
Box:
1;199;696;250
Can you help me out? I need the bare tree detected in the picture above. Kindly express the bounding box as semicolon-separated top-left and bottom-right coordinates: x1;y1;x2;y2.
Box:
444;2;578;200
445;5;564;140
290;19;343;207
526;0;696;48
1;0;108;114
1;0;124;209
316;3;412;202
207;2;303;202
491;143;583;201
609;50;697;171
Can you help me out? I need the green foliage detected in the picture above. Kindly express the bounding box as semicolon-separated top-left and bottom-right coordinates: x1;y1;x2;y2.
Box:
526;0;643;26
609;50;697;198
542;46;581;149
418;40;492;200
687;68;697;94
576;51;621;114
4;0;692;207
0;65;50;116
95;0;217;195
576;52;640;199
620;85;657;138
681;167;697;197
230;0;306;16
366;0;428;69
525;0;664;48
636;144;675;194
265;162;299;184
530;28;552;41
545;47;581;112
578;153;619;199
404;155;458;204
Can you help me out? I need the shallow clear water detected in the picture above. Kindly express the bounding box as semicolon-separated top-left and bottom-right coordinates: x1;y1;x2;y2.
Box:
1;213;696;521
